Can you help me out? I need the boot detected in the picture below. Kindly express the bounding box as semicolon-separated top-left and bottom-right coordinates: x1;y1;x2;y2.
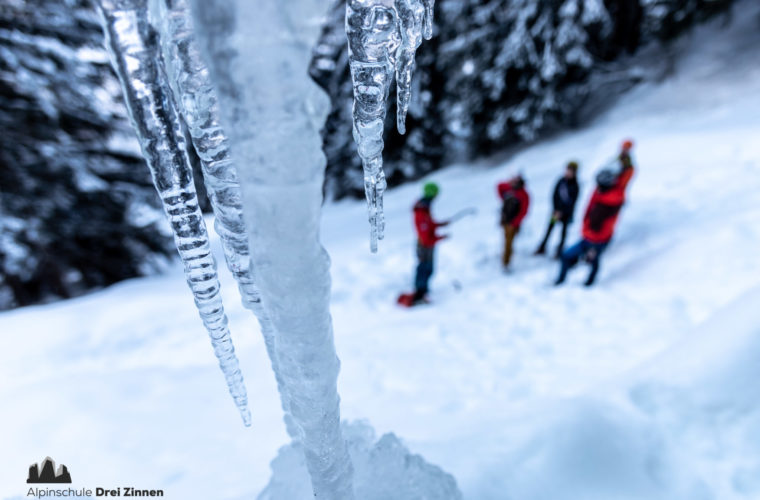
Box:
584;269;598;287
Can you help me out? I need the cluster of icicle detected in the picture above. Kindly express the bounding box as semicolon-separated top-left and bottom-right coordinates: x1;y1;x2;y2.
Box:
98;0;438;423
97;0;264;427
346;0;436;252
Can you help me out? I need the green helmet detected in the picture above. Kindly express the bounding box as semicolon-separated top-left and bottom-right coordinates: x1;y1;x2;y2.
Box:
423;182;439;198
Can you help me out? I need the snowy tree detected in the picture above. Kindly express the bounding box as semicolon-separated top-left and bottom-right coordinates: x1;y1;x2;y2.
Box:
640;0;735;40
0;0;175;309
0;0;216;310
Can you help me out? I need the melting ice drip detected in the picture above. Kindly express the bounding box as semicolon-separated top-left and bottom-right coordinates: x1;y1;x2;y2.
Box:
346;0;435;252
97;0;252;426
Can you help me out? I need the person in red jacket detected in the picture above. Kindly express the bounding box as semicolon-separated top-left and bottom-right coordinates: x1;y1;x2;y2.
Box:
555;140;635;286
411;182;449;302
497;175;530;268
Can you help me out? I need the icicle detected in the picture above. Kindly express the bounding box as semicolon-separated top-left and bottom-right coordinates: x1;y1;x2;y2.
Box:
148;0;299;438
346;0;435;252
97;0;251;426
190;0;355;497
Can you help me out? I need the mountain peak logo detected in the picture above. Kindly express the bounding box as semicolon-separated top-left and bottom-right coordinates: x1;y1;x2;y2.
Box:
27;457;72;483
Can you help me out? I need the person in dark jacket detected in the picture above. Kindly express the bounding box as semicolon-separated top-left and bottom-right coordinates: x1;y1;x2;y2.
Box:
497;175;530;269
555;141;635;286
535;161;580;258
411;182;449;303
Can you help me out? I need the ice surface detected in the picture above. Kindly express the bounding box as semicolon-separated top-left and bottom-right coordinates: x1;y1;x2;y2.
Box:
259;421;462;499
147;0;298;437
189;0;355;497
346;0;435;252
97;0;251;426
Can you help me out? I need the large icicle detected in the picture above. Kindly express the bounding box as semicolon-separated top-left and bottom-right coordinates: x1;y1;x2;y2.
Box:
346;0;435;252
97;0;251;426
148;0;298;438
190;0;355;497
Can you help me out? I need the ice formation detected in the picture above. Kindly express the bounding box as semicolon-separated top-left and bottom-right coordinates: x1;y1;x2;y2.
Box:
346;0;436;252
147;0;298;437
97;0;251;426
189;0;355;497
259;421;463;500
98;0;451;496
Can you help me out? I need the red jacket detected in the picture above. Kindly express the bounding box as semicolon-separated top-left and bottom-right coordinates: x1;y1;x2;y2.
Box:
497;181;530;228
414;198;446;248
582;166;634;243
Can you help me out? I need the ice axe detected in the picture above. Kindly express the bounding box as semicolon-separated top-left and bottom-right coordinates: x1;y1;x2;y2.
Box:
445;207;478;224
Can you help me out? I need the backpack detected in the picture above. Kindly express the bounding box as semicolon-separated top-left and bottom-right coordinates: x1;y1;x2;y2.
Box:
501;192;521;225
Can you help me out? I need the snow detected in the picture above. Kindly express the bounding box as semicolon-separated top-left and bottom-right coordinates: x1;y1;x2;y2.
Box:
2;3;760;499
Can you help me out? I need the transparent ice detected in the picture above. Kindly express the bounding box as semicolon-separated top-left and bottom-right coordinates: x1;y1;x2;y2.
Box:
190;0;355;497
97;0;251;426
259;421;463;499
147;0;298;438
346;0;435;252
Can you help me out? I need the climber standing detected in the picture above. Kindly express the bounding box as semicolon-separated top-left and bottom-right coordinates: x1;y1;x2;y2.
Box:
497;175;530;269
400;182;449;306
555;140;635;286
535;161;580;258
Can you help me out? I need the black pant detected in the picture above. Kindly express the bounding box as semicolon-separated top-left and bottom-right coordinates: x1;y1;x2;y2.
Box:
537;217;569;257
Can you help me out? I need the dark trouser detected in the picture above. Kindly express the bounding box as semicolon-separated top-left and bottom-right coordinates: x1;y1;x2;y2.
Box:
414;244;435;299
537;217;569;257
502;224;519;267
556;239;609;286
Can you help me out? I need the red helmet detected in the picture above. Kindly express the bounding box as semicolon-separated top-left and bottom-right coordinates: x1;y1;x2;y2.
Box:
622;139;634;151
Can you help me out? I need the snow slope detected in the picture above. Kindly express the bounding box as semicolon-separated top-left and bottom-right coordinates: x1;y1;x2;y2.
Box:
2;3;760;499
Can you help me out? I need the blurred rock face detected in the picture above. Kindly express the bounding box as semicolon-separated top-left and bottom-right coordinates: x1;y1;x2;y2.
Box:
312;0;735;200
0;0;174;309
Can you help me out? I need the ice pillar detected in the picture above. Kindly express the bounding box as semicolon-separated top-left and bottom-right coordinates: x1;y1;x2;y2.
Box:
189;0;355;497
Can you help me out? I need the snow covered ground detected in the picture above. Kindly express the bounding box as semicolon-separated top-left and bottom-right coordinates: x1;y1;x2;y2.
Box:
2;3;760;499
